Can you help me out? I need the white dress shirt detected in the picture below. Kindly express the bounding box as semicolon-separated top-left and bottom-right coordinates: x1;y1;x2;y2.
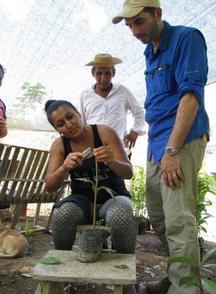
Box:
78;83;145;141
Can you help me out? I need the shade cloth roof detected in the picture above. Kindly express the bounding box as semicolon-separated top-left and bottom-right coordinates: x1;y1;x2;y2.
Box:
0;0;215;131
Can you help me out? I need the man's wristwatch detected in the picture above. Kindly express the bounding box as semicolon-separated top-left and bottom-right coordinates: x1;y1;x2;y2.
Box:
165;146;179;156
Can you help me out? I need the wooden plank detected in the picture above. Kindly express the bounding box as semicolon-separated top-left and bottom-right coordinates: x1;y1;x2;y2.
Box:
14;148;29;177
1;145;12;177
1;143;48;153
15;149;36;202
6;147;20;177
34;203;41;225
44;210;52;232
0;143;5;158
0;146;13;197
28;151;48;201
0;143;70;231
7;148;29;201
19;149;37;201
33;250;136;285
40;281;64;294
0;178;44;182
114;285;123;294
24;150;43;201
31;152;48;203
10;204;22;229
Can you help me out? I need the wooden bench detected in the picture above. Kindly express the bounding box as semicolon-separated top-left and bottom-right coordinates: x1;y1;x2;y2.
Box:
33;249;136;294
0;143;70;229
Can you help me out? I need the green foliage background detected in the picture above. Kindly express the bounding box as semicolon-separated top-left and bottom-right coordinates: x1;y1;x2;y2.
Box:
131;166;147;217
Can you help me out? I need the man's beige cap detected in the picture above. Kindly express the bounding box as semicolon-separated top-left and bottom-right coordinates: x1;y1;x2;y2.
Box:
85;53;122;67
112;0;160;24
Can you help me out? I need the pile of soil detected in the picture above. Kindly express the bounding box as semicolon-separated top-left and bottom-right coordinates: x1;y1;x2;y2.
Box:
0;215;215;294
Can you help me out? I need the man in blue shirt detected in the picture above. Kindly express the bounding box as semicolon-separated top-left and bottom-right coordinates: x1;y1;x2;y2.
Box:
113;1;209;293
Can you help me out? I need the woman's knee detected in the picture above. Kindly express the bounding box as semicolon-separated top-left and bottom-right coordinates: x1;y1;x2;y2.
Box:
52;202;85;224
51;202;86;250
100;196;133;221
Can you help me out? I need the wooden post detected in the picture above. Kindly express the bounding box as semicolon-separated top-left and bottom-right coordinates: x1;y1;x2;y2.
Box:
41;281;64;294
114;285;123;294
34;203;41;225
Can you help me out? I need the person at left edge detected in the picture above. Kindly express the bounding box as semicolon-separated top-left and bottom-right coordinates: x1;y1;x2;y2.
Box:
0;64;7;138
0;63;9;210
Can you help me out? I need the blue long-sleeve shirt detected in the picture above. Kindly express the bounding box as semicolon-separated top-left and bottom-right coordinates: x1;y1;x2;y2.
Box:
144;21;209;162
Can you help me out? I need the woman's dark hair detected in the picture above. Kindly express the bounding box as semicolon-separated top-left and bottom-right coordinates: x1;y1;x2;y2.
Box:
45;99;79;125
0;64;5;75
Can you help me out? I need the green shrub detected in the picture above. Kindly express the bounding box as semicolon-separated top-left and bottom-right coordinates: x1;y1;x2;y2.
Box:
131;166;147;217
197;173;216;235
168;247;216;293
167;173;216;293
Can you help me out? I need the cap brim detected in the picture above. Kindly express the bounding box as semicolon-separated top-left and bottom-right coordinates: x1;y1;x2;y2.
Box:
112;16;124;24
112;7;143;24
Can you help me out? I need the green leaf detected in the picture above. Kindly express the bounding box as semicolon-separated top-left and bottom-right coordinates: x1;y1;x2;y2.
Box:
202;278;216;293
200;226;207;233
196;172;216;234
96;218;106;226
131;166;147;217
25;230;39;236
33;257;63;265
168;256;197;268
35;283;41;294
201;247;216;266
114;264;130;270
179;276;199;287
24;218;39;236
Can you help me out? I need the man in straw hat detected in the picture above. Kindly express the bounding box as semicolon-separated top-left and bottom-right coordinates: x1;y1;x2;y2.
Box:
113;1;209;294
78;53;145;158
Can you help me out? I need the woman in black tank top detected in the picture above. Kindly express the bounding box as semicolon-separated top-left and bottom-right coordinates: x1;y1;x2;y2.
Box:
44;100;137;294
44;99;132;200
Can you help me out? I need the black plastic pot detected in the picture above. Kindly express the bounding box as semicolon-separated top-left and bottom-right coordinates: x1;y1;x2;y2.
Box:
145;218;151;231
138;220;146;235
135;216;151;235
78;229;105;263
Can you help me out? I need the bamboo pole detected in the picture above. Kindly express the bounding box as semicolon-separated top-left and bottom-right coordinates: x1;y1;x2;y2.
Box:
93;159;98;230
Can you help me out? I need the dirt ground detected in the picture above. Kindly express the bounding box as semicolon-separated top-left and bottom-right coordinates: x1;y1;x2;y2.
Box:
0;214;216;294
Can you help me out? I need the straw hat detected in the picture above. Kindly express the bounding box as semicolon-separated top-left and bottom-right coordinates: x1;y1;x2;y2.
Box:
85;53;122;67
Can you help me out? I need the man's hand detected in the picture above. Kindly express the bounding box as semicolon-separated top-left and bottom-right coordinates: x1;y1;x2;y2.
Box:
124;130;138;149
160;154;183;190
